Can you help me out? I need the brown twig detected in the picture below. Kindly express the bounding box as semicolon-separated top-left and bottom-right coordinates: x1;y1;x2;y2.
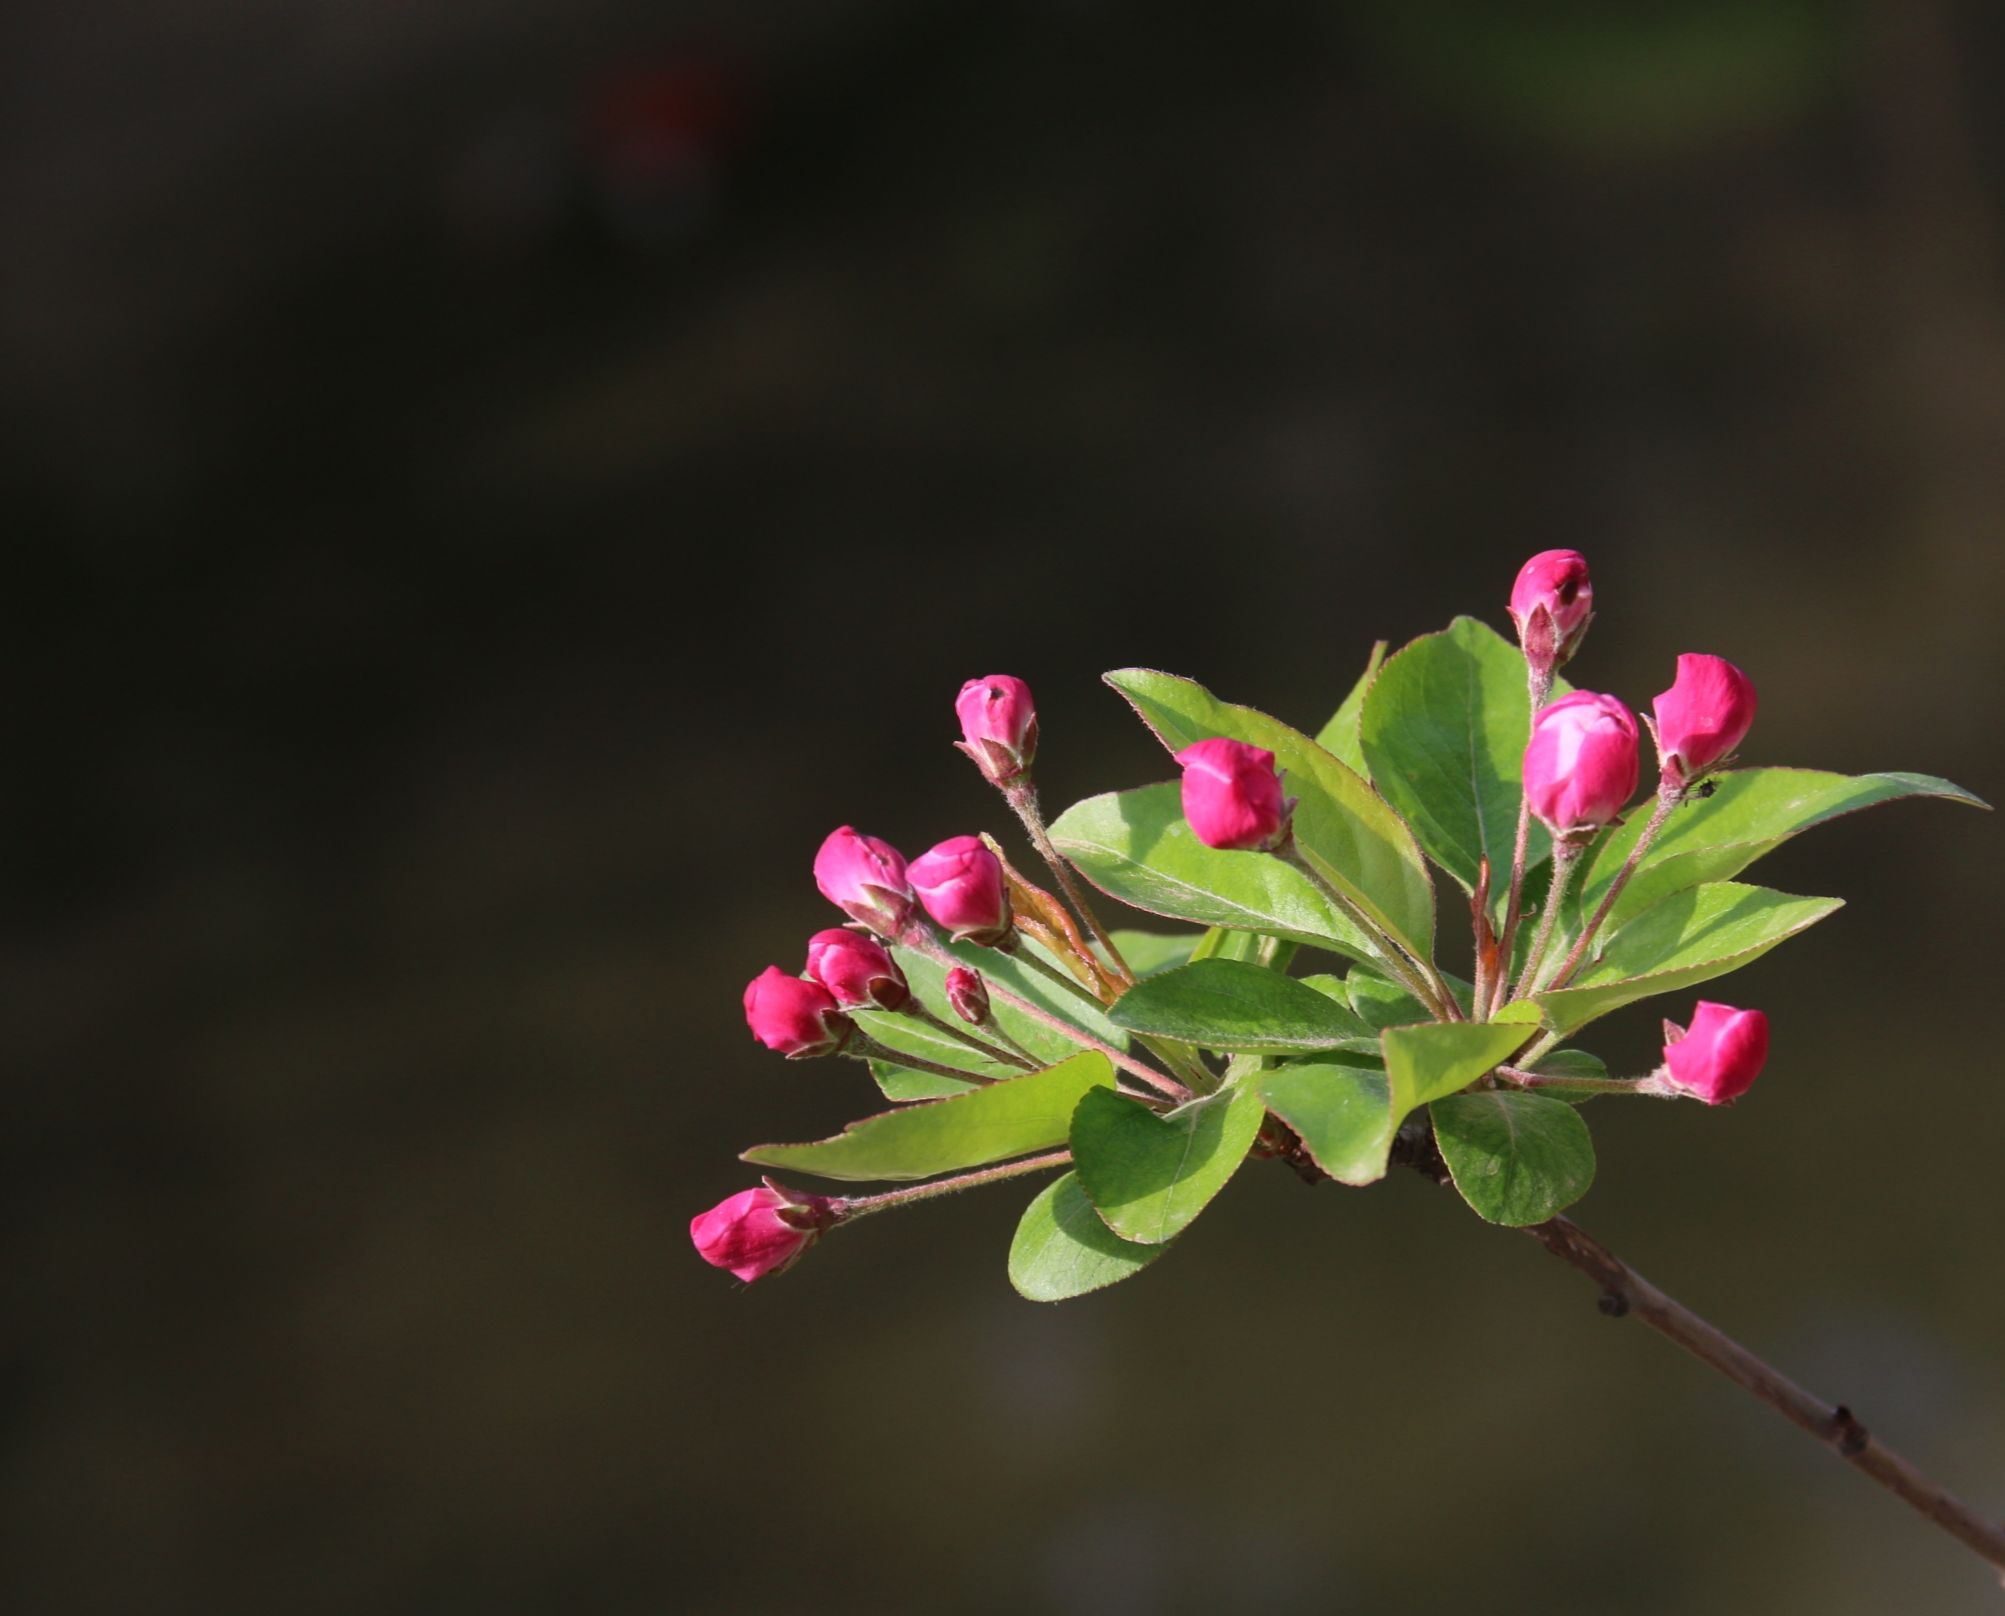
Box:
1523;1214;2005;1579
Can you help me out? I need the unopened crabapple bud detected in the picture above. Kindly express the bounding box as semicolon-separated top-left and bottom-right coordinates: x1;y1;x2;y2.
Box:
1522;691;1640;837
1508;549;1594;672
1652;654;1757;789
1659;1001;1770;1105
742;966;851;1058
945;966;990;1026
955;675;1039;784
803;928;909;1011
908;835;1012;945
813;826;915;935
1174;738;1292;852
689;1183;837;1282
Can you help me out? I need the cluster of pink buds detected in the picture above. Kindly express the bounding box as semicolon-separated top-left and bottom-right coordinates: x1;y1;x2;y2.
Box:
1490;550;1770;1079
697;679;1092;1283
1506;552;1757;840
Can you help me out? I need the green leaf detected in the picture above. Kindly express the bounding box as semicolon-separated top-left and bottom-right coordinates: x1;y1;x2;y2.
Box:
1106;929;1204;979
1381;1021;1530;1126
1108;958;1377;1054
1258;1062;1397;1185
1532;1047;1608;1079
1358;617;1569;895
1051;785;1381;959
1342;965;1478;1029
866;942;1128;1076
1573;768;1988;935
742;1053;1114;1182
857;991;1019;1097
1431;1091;1596;1226
1314;639;1388;776
860;937;1125;1100
1191;927;1299;971
1070;1082;1268;1244
1342;967;1430;1030
1524;881;1843;1039
868;1058;982;1102
1104;669;1438;966
1008;1172;1169;1301
1520;1046;1615;1101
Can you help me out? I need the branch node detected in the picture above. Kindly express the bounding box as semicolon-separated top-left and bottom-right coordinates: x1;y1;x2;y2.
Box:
1829;1405;1871;1457
1597;1289;1630;1319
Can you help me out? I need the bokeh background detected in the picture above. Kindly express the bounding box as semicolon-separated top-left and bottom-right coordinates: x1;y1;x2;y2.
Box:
6;2;2004;1611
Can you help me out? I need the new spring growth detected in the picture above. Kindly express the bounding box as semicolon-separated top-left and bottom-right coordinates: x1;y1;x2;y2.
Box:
944;966;991;1026
742;966;852;1058
909;836;1013;946
689;1182;837;1282
1522;692;1641;837
813;826;915;936
955;675;1039;785
1652;653;1757;791
1655;1001;1770;1105
1174;737;1293;852
1508;548;1594;675
803;928;909;1012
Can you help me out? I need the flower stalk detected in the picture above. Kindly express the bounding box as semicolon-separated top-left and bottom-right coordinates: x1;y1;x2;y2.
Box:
834;1150;1073;1222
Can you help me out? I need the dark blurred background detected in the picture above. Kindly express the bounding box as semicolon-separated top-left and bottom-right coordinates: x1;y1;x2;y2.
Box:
6;1;2004;1611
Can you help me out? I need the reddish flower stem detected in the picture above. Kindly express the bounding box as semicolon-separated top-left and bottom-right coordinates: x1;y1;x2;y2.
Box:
896;1001;1037;1071
1004;782;1136;987
1544;785;1679;992
848;1036;997;1088
899;925;1191;1103
834;1150;1072;1221
1489;663;1555;1016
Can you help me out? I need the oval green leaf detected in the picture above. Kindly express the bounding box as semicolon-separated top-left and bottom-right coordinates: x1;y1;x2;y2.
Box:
1050;785;1380;958
1069;1082;1268;1245
1009;1172;1170;1301
1572;767;1985;936
741;1052;1114;1182
1106;929;1205;979
1313;639;1388;776
1523;880;1842;1040
1108;958;1376;1054
1358;616;1570;896
1382;1021;1531;1128
1431;1090;1596;1225
1258;1062;1396;1185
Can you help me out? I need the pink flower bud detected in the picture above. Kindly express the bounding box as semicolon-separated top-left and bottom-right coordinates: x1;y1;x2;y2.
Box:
1522;691;1640;836
689;1183;835;1283
955;675;1039;784
1508;549;1594;670
742;966;851;1058
1651;654;1757;788
908;835;1012;944
1660;1001;1770;1105
803;927;909;1011
945;965;990;1025
813;826;915;935
1174;738;1292;852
